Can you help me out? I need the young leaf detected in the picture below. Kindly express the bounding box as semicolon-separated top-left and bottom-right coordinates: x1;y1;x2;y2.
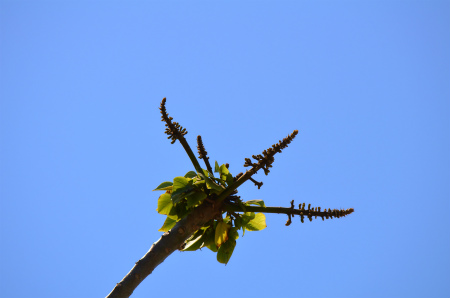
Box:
184;171;197;178
172;176;192;192
169;201;190;219
186;191;207;208
229;227;239;240
215;221;231;248
218;164;228;177
158;216;177;232
206;243;218;252
153;181;173;191
219;164;234;186
183;233;205;251
171;177;194;204
201;226;215;247
245;200;266;208
198;173;223;193
217;239;236;265
245;213;267;231
214;161;220;173
242;212;256;222
157;193;173;215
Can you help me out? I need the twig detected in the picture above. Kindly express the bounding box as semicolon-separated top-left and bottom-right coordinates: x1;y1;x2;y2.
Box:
224;202;354;222
159;98;203;174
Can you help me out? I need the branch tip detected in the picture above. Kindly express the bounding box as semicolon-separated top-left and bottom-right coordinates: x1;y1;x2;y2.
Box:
160;98;188;144
243;130;299;177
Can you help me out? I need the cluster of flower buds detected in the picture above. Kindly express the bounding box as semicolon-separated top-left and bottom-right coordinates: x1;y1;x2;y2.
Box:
196;135;208;160
244;130;299;175
159;98;188;144
296;202;354;223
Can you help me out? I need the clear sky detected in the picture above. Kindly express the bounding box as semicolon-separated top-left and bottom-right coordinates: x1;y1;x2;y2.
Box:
1;1;449;298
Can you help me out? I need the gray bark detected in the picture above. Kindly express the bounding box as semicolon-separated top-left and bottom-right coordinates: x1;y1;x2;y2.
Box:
106;201;223;298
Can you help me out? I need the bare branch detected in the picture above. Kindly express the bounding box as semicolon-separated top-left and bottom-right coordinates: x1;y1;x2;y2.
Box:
224;201;354;223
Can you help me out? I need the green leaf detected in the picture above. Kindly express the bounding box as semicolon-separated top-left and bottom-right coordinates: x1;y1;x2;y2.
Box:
206;243;218;252
158;216;177;232
157;193;173;215
172;176;192;192
215;221;231;248
214;161;220;173
219;164;229;177
184;171;197;178
193;179;206;187
217;239;236;265
246;213;267;231
183;233;205;251
203;226;218;252
229;227;239;240
245;199;266;208
171;177;194;204
201;226;215;247
242;212;256;222
169;201;190;219
219;164;234;186
234;215;243;230
186;191;207;207
199;173;223;193
153;181;173;191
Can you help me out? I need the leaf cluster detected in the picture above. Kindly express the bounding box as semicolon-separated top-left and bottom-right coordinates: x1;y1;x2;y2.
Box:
153;162;267;264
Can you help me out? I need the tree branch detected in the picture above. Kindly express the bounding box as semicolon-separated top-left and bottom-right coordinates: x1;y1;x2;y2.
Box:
224;202;354;222
106;201;223;298
216;130;298;203
159;98;204;174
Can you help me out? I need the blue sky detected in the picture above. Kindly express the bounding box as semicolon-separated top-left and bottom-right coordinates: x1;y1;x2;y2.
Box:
1;1;449;297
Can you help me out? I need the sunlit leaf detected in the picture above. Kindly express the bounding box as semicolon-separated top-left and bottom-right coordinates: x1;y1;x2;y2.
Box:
157;193;173;215
171;177;194;204
215;221;231;248
172;176;192;192
245;199;266;208
217;239;236;265
183;233;205;251
242;212;256;222
199;173;223;193
153;181;173;191
245;213;267;231
219;164;229;177
218;164;234;186
225;173;234;186
158;216;177;232
184;171;197;178
214;161;220;173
